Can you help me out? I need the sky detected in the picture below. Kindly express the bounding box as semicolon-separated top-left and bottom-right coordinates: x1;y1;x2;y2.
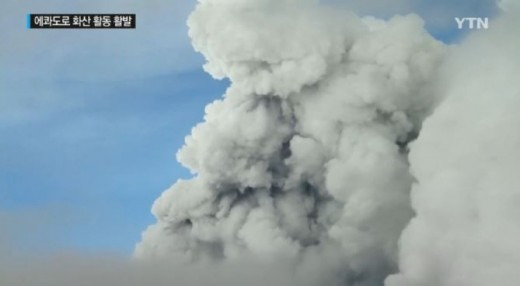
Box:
0;0;500;256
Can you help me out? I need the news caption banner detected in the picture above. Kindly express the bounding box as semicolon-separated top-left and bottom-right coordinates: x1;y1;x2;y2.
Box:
27;14;136;29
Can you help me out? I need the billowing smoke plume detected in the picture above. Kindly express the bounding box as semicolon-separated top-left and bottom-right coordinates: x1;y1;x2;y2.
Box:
136;0;445;284
386;6;520;286
1;2;518;286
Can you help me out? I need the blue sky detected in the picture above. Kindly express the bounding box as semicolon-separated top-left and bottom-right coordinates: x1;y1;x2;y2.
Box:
0;71;228;254
0;0;499;256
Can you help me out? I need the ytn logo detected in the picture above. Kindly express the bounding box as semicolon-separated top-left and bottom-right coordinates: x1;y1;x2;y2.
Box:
455;17;489;29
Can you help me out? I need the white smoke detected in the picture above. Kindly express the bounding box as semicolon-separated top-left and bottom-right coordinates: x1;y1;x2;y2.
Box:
136;0;445;285
386;6;520;286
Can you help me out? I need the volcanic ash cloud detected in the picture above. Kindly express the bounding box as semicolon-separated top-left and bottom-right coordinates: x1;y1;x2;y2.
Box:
386;6;520;286
136;0;445;285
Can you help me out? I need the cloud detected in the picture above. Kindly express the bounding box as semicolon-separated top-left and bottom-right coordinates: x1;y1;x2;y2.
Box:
136;1;445;285
323;0;414;18
386;6;520;286
0;205;350;286
0;250;350;286
2;1;518;286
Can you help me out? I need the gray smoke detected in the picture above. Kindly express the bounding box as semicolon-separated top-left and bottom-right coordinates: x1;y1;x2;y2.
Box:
136;0;445;285
386;4;520;286
4;1;518;286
